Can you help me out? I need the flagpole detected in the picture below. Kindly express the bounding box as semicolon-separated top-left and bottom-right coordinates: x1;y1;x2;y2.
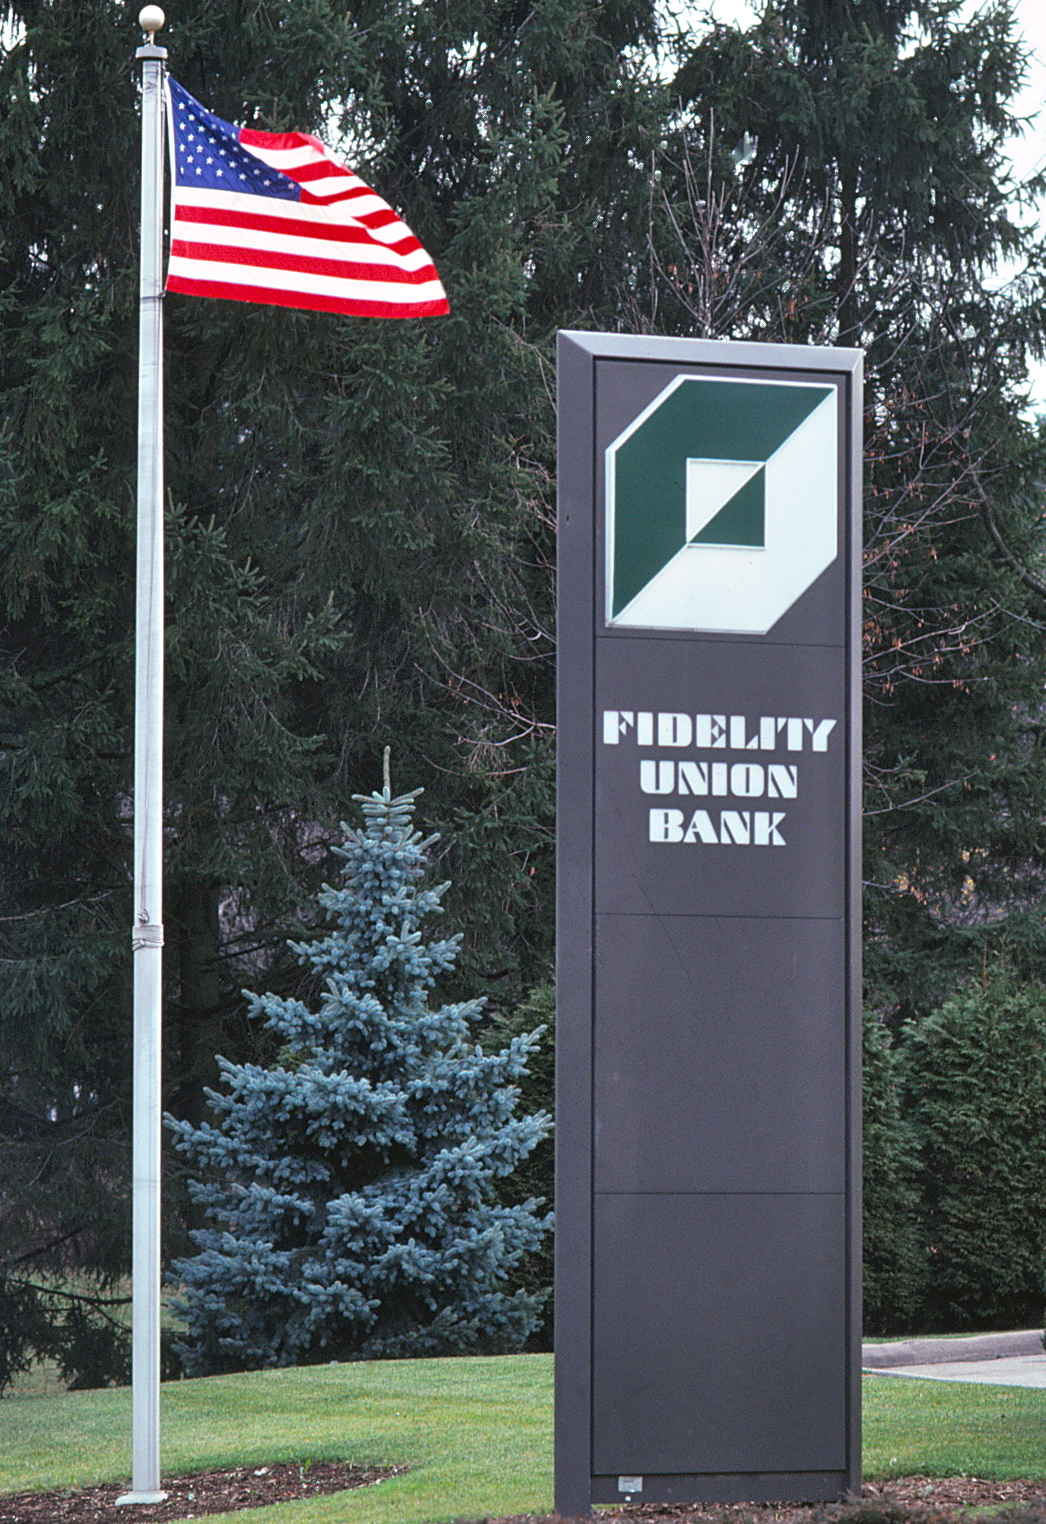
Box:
118;5;168;1507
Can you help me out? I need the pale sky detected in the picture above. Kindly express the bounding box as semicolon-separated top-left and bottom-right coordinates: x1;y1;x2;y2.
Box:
999;0;1046;185
974;0;1046;404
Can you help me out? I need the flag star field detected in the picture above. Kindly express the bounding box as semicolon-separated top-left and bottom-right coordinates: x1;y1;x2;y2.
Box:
171;89;298;199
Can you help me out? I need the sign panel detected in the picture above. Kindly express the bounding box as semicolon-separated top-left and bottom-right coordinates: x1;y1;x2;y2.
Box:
555;332;862;1516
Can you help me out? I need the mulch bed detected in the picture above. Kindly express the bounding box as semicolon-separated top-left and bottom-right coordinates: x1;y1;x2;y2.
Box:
608;1477;1046;1520
484;1487;1046;1524
1;1473;1044;1524
485;1479;1046;1524
0;1460;407;1523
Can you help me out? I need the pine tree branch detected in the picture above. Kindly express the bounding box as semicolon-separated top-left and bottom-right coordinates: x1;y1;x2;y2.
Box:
970;462;1046;603
1;1272;130;1314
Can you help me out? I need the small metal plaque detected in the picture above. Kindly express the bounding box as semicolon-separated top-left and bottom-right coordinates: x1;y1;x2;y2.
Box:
618;1476;644;1494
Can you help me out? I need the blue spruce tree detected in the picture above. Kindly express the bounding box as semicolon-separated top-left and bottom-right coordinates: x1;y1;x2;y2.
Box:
166;772;551;1374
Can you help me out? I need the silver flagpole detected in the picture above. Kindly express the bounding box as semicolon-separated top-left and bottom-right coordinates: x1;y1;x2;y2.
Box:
118;4;168;1507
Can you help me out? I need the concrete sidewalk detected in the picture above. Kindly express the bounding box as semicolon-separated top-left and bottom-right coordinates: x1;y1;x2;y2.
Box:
863;1329;1046;1388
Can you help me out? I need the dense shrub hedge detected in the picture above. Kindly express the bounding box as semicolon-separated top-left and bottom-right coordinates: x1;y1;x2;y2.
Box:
862;1011;924;1335
898;977;1046;1331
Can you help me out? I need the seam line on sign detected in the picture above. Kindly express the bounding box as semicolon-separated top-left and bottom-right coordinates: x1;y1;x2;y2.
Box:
592;1472;849;1478
592;1190;848;1198
593;633;847;651
594;911;845;923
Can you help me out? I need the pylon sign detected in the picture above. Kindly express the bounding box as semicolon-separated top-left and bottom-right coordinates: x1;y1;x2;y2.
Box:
555;332;863;1518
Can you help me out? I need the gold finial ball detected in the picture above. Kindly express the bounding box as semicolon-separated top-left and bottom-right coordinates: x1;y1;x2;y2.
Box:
139;5;165;34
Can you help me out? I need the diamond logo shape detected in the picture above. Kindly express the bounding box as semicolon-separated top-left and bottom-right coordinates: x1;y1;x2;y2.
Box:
606;376;838;635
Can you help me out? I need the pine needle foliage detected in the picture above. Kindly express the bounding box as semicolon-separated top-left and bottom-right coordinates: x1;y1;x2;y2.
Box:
651;0;1046;1023
901;974;1046;1331
862;1009;923;1336
166;781;551;1375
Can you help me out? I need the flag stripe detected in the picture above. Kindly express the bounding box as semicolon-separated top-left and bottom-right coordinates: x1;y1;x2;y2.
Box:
173;207;428;263
170;237;440;287
166;253;448;306
279;160;340;187
165;272;450;319
172;186;409;236
173;199;422;253
239;126;328;154
166;78;449;318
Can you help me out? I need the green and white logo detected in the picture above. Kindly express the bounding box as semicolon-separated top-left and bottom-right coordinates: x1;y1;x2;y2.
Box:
606;375;838;634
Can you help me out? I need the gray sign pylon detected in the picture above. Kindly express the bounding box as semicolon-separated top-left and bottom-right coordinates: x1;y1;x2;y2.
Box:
555;331;863;1518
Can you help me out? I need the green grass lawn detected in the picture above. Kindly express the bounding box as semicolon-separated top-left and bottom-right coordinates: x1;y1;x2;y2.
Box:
865;1375;1046;1481
2;1360;1046;1523
0;1353;553;1524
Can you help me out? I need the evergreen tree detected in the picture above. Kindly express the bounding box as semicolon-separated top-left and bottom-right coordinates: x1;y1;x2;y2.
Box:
11;0;1045;1367
0;0;662;1371
483;980;556;1347
861;1009;923;1335
166;775;551;1374
654;0;1046;1021
902;975;1046;1330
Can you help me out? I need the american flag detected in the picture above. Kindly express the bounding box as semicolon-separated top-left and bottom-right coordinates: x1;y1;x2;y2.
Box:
165;79;449;319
